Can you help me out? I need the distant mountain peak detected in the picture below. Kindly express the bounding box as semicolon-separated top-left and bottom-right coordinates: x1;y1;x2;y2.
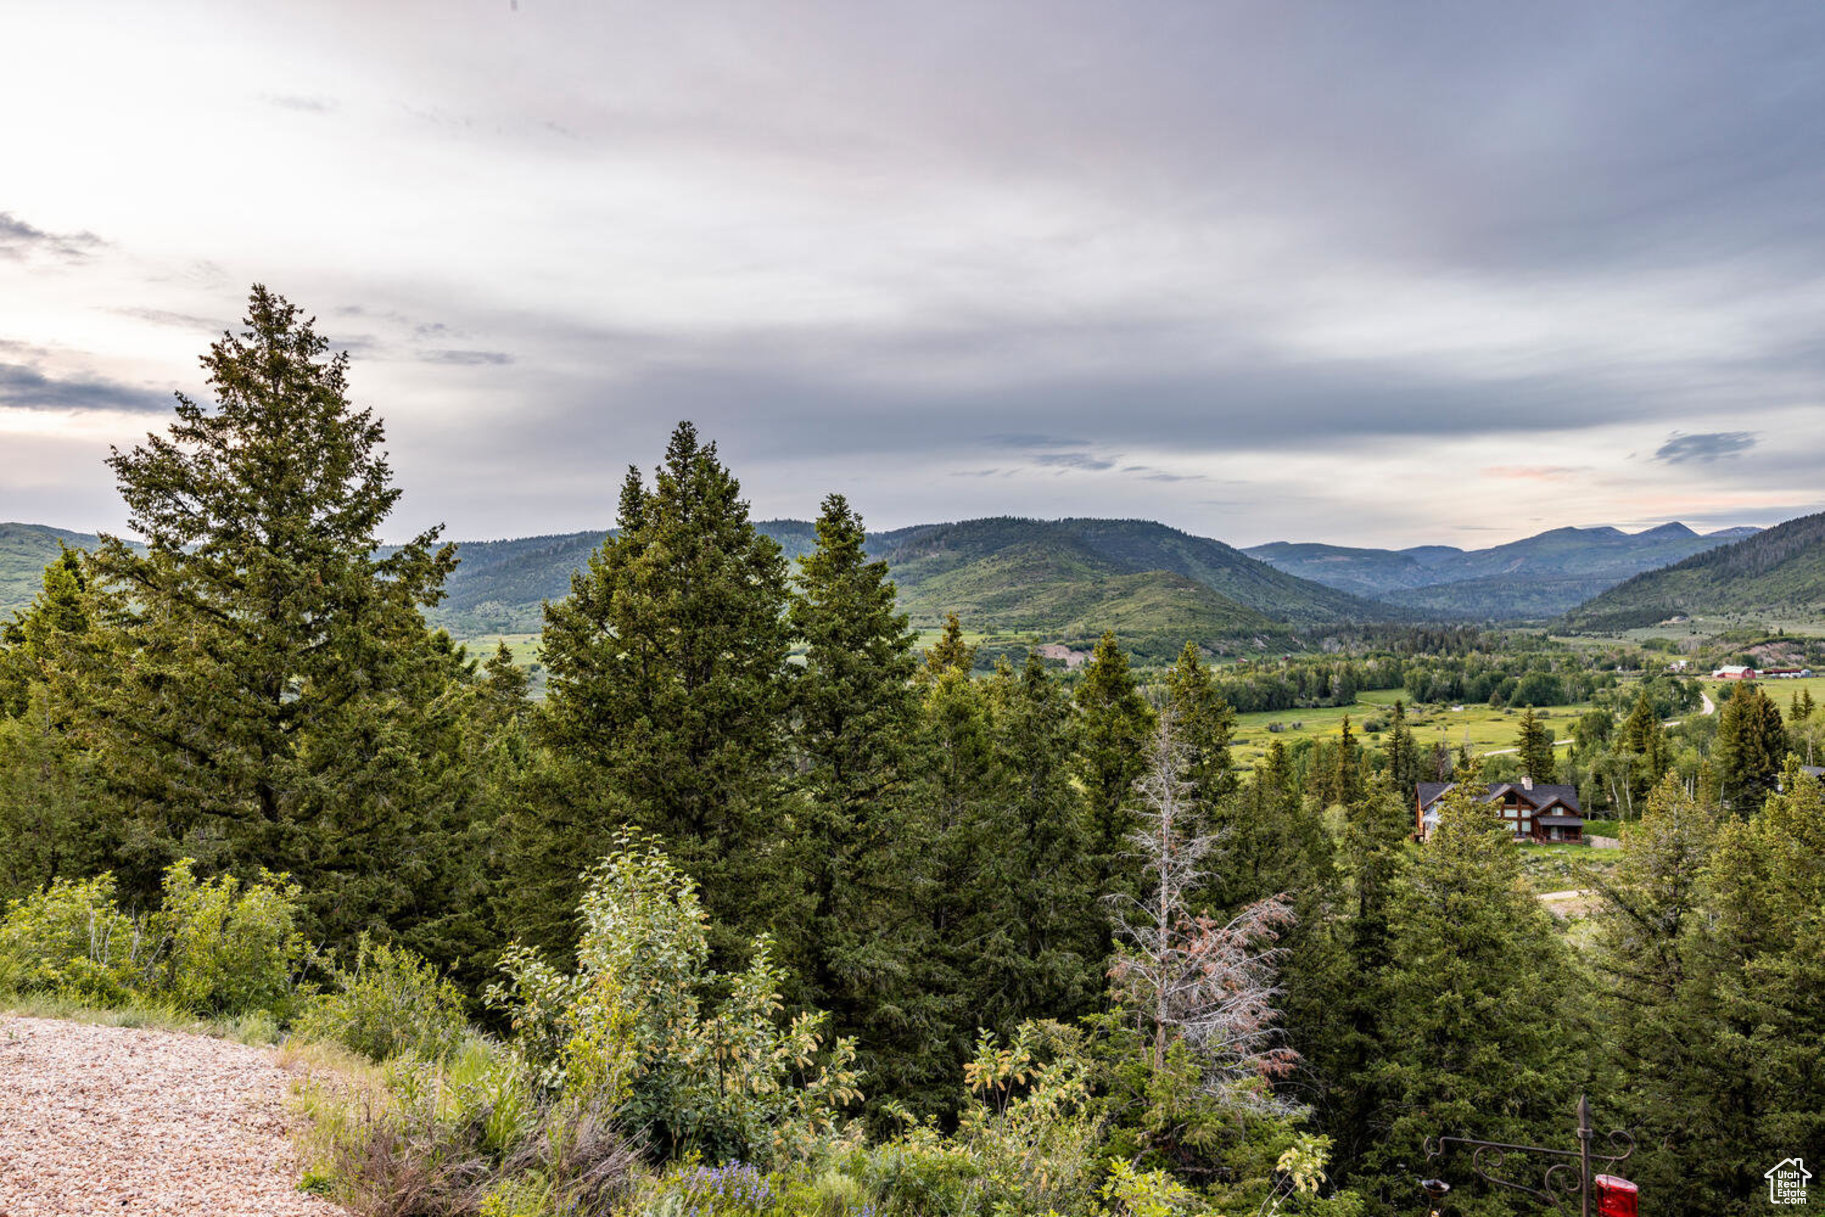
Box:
1636;521;1697;539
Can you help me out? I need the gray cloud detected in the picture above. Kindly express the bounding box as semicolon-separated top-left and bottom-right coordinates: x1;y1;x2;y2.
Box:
0;364;169;413
0;212;103;261
1032;451;1117;471
264;93;336;113
1655;431;1758;464
420;349;514;366
109;306;222;330
12;2;1825;544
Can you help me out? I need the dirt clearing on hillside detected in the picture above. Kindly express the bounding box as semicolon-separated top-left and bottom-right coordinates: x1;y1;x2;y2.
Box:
0;1015;342;1216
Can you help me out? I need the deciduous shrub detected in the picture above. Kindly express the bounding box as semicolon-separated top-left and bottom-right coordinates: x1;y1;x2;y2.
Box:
0;874;144;1005
0;862;305;1017
151;860;306;1018
297;934;468;1061
487;829;862;1167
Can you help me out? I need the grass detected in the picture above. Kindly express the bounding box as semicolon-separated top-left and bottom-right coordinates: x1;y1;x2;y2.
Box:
456;632;545;667
1516;842;1619;895
1700;674;1825;712
1229;688;1595;767
0;991;285;1045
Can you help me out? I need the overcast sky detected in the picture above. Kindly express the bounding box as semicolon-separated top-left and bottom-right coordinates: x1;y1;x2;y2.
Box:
4;1;1824;548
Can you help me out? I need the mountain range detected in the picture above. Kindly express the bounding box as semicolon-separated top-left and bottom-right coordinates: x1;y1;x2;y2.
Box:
411;517;1391;647
1245;522;1758;618
5;513;1817;647
1560;511;1825;630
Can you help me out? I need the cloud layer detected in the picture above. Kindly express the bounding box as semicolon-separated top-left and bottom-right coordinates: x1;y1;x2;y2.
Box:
1;1;1822;545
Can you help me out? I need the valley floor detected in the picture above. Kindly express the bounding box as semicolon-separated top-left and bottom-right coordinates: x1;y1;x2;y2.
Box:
0;1015;341;1216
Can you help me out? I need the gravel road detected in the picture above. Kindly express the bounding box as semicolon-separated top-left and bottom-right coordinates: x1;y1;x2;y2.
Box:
0;1015;345;1216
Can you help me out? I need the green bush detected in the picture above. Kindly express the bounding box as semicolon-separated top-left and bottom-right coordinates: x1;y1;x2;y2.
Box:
0;861;305;1018
487;828;862;1167
297;934;468;1061
0;874;143;1005
151;860;306;1018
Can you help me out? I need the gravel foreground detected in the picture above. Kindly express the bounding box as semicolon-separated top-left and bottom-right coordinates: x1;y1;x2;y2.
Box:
0;1015;345;1216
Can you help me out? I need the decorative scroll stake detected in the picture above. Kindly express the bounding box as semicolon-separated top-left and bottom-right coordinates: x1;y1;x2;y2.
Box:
1421;1095;1634;1214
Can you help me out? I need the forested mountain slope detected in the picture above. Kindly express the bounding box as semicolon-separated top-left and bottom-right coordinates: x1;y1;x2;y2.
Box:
1248;521;1754;619
6;516;1391;644
1;523;105;615
1562;510;1825;629
871;517;1392;629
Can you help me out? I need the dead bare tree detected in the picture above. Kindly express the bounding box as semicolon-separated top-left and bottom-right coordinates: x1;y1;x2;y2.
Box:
1107;711;1300;1114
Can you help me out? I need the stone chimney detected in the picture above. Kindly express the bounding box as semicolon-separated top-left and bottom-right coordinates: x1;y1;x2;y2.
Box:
1522;774;1534;791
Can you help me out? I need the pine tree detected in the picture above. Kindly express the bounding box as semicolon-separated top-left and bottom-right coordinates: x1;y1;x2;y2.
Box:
1591;773;1736;1215
75;286;470;944
1714;683;1789;814
876;625;997;1113
1353;768;1582;1210
1074;630;1155;900
1308;768;1416;1176
1515;707;1558;784
1383;699;1419;800
786;493;918;1010
537;421;795;961
1164;641;1237;807
1332;715;1363;808
979;653;1100;1024
0;549;113;900
0;547;92;718
923;611;975;677
1701;758;1825;1214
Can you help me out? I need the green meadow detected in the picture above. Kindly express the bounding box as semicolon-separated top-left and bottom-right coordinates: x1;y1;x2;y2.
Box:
1229;688;1595;767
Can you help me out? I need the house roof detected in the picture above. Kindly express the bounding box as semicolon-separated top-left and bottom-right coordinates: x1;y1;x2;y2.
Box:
1537;815;1584;827
1417;781;1583;817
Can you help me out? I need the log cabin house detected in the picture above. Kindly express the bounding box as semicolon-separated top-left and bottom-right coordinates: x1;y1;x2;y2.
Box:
1415;777;1585;843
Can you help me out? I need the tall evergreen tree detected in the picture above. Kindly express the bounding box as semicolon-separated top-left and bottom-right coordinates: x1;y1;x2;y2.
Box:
1701;758;1825;1214
0;550;113;900
1331;715;1364;808
923;611;975;676
73;286;469;945
879;620;997;1112
1382;699;1419;801
1164;641;1237;808
537;421;795;960
0;546;92;718
1307;770;1416;1177
1592;773;1736;1215
1352;771;1582;1212
1073;630;1155;899
1714;682;1788;815
984;654;1101;1014
786;493;919;1009
1514;707;1557;784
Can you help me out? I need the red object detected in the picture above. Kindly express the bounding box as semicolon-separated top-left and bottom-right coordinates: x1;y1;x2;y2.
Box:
1594;1175;1639;1217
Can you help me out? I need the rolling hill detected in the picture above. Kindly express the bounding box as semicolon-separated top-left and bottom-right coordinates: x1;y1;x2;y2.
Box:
1561;510;1825;630
424;520;823;635
3;516;1393;650
870;517;1389;638
1;522;107;615
1246;522;1755;619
